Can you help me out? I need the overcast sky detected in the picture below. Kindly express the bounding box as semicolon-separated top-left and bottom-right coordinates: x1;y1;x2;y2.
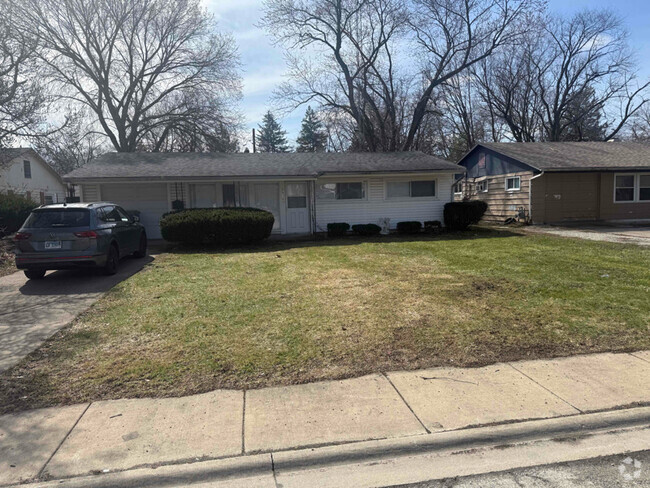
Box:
203;0;650;151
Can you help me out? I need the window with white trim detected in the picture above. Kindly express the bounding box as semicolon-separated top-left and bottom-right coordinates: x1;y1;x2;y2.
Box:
476;180;488;193
640;175;650;201
386;180;436;198
615;173;650;202
615;175;635;202
316;182;365;200
23;160;31;179
505;176;521;191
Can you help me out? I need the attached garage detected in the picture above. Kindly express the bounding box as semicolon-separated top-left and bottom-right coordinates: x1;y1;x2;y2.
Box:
100;183;168;239
538;172;599;221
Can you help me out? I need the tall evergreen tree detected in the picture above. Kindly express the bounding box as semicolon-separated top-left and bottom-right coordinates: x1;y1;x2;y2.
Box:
256;111;290;152
296;106;327;152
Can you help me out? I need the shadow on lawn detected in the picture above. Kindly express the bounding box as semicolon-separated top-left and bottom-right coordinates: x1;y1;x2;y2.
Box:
165;226;526;255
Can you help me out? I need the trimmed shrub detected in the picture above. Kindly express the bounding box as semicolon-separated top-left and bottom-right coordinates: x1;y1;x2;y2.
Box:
396;221;422;235
424;220;442;234
0;192;37;237
351;223;381;236
327;222;350;237
443;201;488;231
160;207;274;245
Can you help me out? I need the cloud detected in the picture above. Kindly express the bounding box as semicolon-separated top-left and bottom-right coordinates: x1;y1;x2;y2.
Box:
242;70;286;96
201;0;262;19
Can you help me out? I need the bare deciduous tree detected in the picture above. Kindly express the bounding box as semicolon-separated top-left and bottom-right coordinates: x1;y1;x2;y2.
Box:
477;10;650;142
0;0;48;158
262;0;538;152
12;0;241;153
33;108;106;175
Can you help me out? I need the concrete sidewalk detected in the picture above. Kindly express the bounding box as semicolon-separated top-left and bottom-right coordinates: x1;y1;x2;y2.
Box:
1;350;649;486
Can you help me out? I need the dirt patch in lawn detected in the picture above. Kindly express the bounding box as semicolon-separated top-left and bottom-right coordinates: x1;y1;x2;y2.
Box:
1;229;649;413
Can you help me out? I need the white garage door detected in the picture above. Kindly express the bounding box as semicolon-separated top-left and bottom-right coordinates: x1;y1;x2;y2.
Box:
100;183;168;239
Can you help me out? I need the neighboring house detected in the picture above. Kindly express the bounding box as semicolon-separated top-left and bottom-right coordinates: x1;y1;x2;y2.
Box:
455;142;650;224
0;148;67;205
64;152;461;239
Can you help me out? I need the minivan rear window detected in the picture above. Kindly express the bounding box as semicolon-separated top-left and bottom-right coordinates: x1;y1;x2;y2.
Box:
24;209;90;228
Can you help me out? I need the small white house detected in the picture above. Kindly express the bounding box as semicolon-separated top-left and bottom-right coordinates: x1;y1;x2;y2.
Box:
64;152;462;239
0;148;67;204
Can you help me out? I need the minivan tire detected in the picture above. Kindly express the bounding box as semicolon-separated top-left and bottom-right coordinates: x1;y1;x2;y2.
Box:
133;233;147;258
24;268;46;280
104;245;119;276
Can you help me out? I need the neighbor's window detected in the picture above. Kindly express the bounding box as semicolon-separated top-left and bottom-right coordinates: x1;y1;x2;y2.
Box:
222;183;236;207
640;175;650;201
615;175;635;202
476;180;488;193
23;160;31;179
317;182;365;200
386;180;436;198
505;176;521;191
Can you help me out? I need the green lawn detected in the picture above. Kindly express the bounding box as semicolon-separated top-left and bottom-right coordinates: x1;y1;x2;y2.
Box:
1;228;649;413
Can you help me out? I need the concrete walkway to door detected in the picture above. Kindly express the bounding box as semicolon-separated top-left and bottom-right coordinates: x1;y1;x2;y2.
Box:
1;350;649;486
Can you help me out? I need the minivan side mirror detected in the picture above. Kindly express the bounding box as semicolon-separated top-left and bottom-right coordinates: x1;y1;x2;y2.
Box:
133;215;140;222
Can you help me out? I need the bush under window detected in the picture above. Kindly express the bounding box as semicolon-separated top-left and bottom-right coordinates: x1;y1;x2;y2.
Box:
0;192;36;237
443;201;488;231
160;208;274;245
351;223;381;236
327;222;350;237
424;220;442;233
396;221;422;234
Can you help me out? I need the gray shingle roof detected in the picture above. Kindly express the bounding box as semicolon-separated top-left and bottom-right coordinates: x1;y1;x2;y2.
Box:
476;141;650;171
64;151;460;181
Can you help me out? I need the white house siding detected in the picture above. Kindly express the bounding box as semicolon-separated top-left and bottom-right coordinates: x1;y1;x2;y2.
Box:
0;152;66;203
81;184;100;202
314;173;454;232
100;183;169;239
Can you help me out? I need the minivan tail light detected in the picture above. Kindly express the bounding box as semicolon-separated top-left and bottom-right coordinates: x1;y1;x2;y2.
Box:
14;232;32;241
74;231;98;239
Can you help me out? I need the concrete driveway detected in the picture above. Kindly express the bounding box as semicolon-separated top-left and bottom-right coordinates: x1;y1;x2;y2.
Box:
526;224;650;246
0;256;154;372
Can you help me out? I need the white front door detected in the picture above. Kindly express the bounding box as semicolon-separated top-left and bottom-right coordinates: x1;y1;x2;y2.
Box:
286;182;310;233
252;183;280;231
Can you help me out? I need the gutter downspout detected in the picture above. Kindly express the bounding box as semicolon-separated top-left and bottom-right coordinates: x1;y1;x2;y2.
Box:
529;171;545;224
311;180;317;234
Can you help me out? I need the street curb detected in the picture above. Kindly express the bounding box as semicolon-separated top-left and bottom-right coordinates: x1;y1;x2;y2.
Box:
16;405;650;488
272;405;650;471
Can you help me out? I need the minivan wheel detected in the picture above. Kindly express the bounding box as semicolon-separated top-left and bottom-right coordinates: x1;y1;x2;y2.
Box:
104;245;119;276
24;268;46;280
133;233;147;258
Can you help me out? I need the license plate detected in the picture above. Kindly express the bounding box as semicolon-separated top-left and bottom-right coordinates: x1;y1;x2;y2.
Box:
45;241;62;249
